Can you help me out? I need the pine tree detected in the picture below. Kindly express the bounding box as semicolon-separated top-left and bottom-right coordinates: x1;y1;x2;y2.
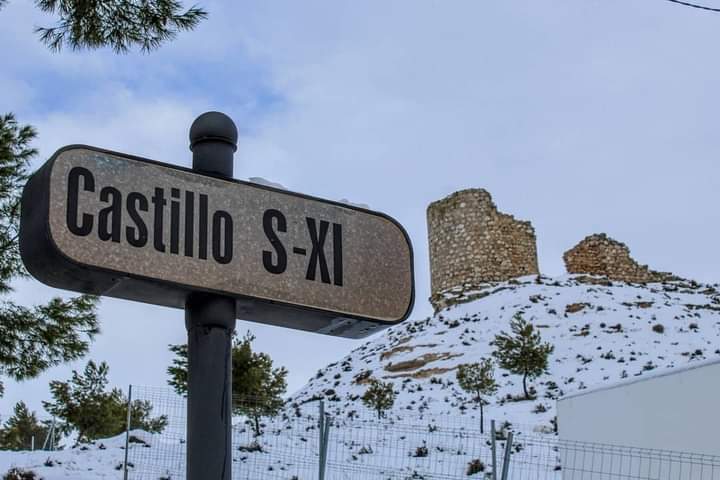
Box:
0;114;99;396
492;313;554;400
167;332;288;436
1;0;206;52
361;379;395;419
43;360;166;443
0;402;48;451
456;359;497;433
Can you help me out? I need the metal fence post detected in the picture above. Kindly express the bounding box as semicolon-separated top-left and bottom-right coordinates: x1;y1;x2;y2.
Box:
491;420;497;480
123;384;133;480
50;417;56;451
42;417;56;451
318;400;326;480
501;432;513;480
319;413;331;480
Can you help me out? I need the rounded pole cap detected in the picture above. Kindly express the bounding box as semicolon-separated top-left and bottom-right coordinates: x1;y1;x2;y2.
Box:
189;111;238;151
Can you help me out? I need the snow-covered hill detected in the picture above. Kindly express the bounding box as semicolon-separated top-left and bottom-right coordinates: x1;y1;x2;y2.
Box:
291;274;720;432
5;274;720;479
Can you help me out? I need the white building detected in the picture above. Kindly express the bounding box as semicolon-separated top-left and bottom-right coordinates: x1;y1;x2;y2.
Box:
557;358;720;479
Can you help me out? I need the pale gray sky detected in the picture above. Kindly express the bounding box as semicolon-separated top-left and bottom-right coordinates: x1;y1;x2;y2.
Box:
1;0;719;414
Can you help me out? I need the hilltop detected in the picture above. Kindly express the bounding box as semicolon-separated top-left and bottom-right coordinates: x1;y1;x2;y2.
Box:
291;274;720;431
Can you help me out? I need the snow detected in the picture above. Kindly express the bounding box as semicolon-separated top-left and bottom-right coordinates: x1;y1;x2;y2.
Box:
247;177;286;190
0;432;130;479
337;198;370;209
561;350;720;400
4;274;720;478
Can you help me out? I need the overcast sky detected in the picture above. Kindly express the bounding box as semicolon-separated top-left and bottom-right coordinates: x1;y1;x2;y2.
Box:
1;0;719;415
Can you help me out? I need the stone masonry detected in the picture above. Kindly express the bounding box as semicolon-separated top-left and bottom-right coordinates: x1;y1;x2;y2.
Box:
427;189;539;310
563;233;673;283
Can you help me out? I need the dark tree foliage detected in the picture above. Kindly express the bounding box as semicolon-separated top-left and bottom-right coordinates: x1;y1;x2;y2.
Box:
361;379;395;419
456;359;497;433
43;360;166;443
0;114;99;396
166;342;188;397
31;0;207;52
492;313;554;400
0;401;49;451
167;332;288;436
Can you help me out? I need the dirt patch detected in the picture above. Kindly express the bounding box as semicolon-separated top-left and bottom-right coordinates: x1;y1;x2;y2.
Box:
565;303;589;314
622;301;654;309
380;343;438;361
380;346;414;361
384;352;463;373
384;367;458;379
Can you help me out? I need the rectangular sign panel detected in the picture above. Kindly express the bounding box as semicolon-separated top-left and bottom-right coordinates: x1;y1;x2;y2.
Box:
20;146;414;338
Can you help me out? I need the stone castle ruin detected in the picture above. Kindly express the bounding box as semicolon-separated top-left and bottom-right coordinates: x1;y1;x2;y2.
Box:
427;189;539;309
427;189;674;311
563;233;673;284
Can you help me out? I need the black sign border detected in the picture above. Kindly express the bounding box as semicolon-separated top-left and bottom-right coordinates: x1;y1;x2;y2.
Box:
20;145;415;339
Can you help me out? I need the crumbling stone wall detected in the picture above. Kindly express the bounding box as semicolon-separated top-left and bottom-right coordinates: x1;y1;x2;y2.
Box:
427;189;539;310
563;233;673;283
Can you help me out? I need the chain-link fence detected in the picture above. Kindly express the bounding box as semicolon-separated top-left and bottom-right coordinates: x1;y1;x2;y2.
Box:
124;385;720;479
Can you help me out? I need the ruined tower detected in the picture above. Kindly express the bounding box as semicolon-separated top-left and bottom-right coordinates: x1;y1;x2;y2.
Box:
427;189;539;310
563;233;673;283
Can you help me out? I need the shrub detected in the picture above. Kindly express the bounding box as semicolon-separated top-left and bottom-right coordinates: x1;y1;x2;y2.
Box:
413;443;429;457
466;459;485;475
3;468;39;480
652;324;665;334
361;379;396;419
237;441;263;453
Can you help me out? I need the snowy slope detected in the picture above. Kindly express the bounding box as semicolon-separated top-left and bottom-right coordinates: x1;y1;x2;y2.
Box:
0;432;138;479
291;274;720;431
4;274;720;478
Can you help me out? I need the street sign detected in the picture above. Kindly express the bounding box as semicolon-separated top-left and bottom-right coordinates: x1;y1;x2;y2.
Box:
20;145;414;338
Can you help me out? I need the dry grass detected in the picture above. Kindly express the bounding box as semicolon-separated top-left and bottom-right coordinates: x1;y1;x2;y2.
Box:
379;343;438;361
384;352;462;373
384;366;458;379
565;303;589;314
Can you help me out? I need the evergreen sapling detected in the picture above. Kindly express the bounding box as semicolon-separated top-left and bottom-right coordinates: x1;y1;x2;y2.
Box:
492;313;554;400
361;379;396;419
456;359;497;433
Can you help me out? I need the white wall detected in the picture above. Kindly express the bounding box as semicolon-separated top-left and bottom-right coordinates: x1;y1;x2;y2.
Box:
557;360;720;480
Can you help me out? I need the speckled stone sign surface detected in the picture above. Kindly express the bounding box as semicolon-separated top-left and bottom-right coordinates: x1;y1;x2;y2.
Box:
24;146;414;326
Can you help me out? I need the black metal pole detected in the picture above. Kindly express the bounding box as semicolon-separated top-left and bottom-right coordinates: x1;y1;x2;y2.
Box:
186;112;238;480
